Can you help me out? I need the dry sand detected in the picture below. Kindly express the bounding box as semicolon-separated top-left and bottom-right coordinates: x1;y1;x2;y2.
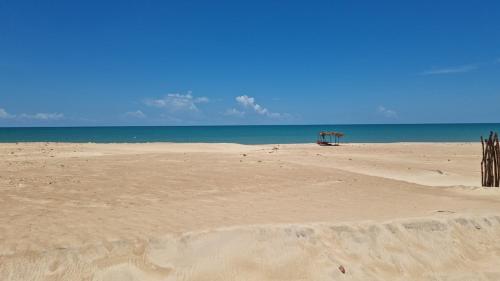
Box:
1;142;500;280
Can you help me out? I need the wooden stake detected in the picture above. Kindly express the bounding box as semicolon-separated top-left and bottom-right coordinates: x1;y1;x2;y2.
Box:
481;131;500;187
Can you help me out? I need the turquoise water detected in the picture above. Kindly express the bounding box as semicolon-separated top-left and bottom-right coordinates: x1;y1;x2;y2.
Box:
0;124;499;144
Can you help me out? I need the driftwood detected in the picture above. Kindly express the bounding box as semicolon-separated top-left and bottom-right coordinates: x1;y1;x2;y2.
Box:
481;132;500;187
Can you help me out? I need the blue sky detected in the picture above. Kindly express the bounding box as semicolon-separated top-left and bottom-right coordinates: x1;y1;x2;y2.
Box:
1;0;500;126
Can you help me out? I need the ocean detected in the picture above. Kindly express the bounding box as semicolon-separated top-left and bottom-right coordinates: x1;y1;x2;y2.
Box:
0;124;499;144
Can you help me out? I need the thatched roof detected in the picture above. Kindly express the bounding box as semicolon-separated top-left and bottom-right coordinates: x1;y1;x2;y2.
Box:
319;131;344;137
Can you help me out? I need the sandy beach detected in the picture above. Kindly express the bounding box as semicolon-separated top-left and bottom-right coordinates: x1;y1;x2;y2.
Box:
1;142;500;280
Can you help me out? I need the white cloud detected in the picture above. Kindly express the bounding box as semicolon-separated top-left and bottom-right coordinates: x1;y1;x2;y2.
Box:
421;64;477;75
194;96;209;103
20;113;64;120
235;95;285;118
377;106;397;118
0;108;64;121
125;110;146;118
145;92;209;112
0;108;13;119
236;95;268;115
224;108;245;117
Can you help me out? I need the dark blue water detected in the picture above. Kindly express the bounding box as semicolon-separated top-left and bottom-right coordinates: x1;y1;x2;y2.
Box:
1;124;499;144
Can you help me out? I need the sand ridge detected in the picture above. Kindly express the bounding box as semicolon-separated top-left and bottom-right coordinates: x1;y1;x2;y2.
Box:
2;215;500;281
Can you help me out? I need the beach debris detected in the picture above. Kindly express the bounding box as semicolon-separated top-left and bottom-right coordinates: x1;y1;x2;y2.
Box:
436;210;455;214
269;146;279;153
480;131;500;187
242;154;247;157
338;265;346;274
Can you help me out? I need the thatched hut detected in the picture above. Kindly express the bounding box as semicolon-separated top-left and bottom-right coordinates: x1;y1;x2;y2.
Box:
317;131;344;146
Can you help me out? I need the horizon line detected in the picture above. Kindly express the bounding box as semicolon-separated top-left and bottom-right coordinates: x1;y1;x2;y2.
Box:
1;122;500;129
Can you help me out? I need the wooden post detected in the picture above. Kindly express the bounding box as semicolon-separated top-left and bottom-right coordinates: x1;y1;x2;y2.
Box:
481;131;500;187
481;136;485;186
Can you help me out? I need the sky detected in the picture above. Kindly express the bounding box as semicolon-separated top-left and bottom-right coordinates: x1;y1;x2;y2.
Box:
1;0;500;126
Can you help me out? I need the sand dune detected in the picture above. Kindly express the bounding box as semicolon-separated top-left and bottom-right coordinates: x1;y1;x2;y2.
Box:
2;215;500;281
1;142;500;280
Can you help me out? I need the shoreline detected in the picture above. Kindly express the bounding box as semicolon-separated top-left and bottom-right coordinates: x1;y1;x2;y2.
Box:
0;140;481;145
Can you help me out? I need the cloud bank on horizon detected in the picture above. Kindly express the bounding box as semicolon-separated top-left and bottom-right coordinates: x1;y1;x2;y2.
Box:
0;108;64;121
118;93;291;125
144;92;209;113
